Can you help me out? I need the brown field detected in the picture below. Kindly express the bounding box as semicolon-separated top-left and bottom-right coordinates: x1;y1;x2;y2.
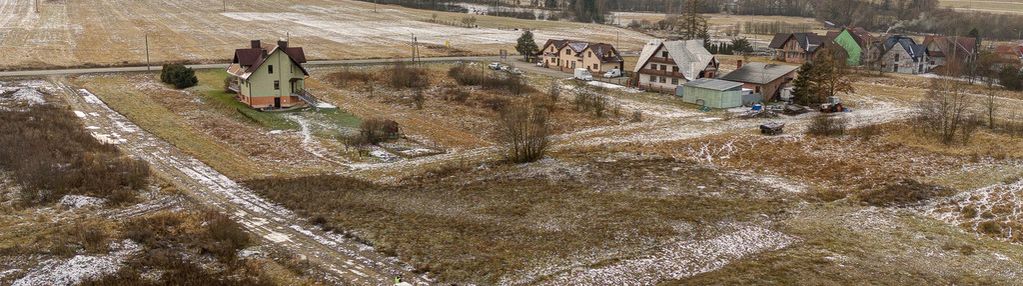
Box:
942;0;1023;14
0;0;650;70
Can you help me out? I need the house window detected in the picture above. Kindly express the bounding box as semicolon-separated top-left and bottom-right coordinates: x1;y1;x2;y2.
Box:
671;78;679;85
274;80;280;90
894;54;899;62
672;66;679;73
588;51;593;57
269;65;274;74
650;64;658;70
593;63;598;70
661;51;668;57
659;77;666;83
755;86;761;93
660;65;666;71
565;50;570;55
650;75;657;82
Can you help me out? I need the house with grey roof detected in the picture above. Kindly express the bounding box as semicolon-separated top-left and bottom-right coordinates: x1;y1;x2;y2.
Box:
539;39;623;74
719;61;798;101
633;39;719;93
880;35;929;74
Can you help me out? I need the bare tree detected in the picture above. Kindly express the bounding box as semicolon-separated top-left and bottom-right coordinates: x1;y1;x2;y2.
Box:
985;90;998;129
499;102;550;163
915;77;977;145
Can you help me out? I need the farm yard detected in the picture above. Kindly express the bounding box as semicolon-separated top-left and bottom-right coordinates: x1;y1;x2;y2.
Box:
0;0;650;70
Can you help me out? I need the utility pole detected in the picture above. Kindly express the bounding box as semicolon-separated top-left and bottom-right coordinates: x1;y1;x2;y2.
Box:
223;0;226;12
34;0;38;13
144;33;151;71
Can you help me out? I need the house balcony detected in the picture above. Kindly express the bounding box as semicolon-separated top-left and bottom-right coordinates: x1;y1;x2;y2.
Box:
648;57;675;64
638;68;684;78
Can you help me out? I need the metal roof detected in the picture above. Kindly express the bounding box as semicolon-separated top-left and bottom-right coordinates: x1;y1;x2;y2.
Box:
719;62;798;85
683;78;743;91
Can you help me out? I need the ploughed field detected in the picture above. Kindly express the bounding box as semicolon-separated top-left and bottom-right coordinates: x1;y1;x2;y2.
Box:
0;0;649;70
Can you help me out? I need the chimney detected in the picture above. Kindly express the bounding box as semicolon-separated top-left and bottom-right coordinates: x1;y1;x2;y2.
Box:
736;60;743;69
251;40;261;49
277;39;288;50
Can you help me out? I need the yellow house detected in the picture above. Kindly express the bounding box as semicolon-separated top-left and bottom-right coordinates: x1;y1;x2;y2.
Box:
540;39;623;73
227;40;310;109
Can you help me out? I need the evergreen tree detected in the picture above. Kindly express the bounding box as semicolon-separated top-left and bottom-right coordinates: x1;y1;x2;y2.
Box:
515;30;540;61
791;62;819;105
731;37;753;54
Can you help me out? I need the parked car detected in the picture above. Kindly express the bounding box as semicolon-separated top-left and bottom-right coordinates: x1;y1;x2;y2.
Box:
488;62;502;70
508;68;524;75
574;68;593;81
536;61;545;67
603;69;622;78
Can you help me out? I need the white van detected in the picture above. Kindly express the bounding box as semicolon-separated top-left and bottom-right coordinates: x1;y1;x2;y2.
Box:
574;68;593;81
603;69;622;78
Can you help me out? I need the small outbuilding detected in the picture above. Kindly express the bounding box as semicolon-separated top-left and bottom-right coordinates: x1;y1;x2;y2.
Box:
677;78;744;109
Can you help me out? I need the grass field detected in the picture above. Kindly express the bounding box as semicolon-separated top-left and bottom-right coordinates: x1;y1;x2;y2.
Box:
0;0;651;70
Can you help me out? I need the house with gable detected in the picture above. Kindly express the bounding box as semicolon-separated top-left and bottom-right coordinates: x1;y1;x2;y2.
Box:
880;35;928;74
827;27;877;66
227;39;312;110
768;32;825;64
539;39;624;74
923;35;979;74
633;39;719;93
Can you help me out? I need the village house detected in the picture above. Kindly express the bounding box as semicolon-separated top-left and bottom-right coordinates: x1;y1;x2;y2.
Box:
923;35;978;74
633;39;718;93
539;39;624;74
993;43;1023;68
227;39;310;110
719;61;798;102
768;32;825;64
826;27;878;66
880;35;928;74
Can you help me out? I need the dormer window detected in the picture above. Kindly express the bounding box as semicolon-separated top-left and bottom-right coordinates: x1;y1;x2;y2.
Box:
269;65;274;74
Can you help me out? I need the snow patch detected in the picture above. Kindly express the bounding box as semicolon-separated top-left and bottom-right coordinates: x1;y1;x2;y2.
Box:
59;195;106;209
12;240;140;286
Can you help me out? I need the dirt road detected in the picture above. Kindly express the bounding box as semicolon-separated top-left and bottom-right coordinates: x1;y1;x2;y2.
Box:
52;78;432;285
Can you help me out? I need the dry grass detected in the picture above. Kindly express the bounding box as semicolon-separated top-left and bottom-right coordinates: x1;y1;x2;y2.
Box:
0;104;148;206
243;157;791;284
942;0;1023;14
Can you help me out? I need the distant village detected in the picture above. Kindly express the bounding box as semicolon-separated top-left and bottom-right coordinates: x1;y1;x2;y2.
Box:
526;26;1022;110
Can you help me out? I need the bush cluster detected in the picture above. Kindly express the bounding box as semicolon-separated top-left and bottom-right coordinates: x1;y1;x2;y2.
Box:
160;64;198;89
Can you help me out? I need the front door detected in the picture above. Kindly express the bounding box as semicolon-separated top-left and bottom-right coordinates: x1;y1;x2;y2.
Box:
274;97;281;108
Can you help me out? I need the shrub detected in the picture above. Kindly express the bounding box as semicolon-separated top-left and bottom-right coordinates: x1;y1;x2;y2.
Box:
325;69;375;88
360;118;400;145
979;221;1002;235
223;76;236;94
631;111;643;122
480;96;510;111
160;64;198;89
499;103;550;163
857;179;953;207
388;62;428;89
441;86;470;102
449;63;482;86
807;114;847;136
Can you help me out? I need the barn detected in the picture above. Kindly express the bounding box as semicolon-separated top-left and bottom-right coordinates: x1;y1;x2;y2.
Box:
677;78;744;109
